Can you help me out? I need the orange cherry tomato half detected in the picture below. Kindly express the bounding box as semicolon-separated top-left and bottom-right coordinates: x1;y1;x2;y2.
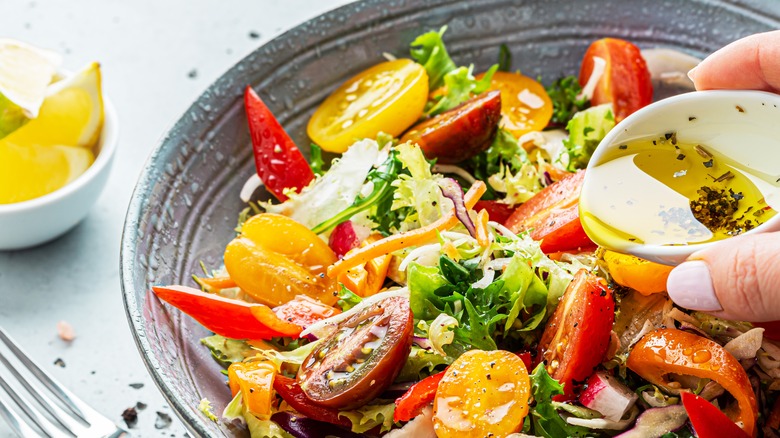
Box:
307;59;428;153
538;269;615;398
579;38;652;122
477;70;553;137
228;360;276;417
601;250;673;295
224;213;339;307
432;349;531;438
627;328;757;437
297;295;413;410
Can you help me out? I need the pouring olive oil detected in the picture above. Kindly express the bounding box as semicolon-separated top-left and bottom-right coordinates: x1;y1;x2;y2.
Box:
580;132;778;250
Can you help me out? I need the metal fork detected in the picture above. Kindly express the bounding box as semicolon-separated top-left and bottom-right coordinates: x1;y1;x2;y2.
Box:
0;326;127;437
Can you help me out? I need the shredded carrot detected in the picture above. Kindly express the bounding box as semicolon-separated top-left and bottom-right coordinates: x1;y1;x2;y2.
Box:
327;181;486;278
475;209;490;248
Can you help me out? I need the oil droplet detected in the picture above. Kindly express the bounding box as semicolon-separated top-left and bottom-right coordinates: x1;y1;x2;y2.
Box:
692;349;712;364
683;348;693;356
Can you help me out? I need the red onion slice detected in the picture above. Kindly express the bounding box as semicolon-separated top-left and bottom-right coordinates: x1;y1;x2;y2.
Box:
437;178;476;238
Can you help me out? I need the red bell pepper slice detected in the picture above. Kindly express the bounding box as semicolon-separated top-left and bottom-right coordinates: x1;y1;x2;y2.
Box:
474;200;516;225
504;170;594;253
273;375;353;428
393;371;446;422
681;392;750;438
152;285;301;340
244;86;314;202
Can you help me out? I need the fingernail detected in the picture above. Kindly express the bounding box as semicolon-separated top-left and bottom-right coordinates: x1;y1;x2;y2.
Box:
687;66;699;82
667;261;722;311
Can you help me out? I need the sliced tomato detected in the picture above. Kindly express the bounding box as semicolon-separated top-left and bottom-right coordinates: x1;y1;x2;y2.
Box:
273;375;352;428
394;371;445;422
516;351;533;370
245;87;314;202
681;392;750;438
504;170;594;253
538;269;615;398
477;71;553;137
474;200;516;225
151;285;302;340
578;38;652;122
432;350;531;437
273;295;340;329
307;59;428;153
400;90;501;163
297;296;414;409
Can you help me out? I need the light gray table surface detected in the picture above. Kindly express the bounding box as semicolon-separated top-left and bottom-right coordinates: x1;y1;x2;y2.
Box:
0;1;352;436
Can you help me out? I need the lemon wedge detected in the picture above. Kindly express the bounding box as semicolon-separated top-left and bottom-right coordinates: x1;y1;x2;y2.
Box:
0;39;62;138
0;141;94;204
4;62;104;149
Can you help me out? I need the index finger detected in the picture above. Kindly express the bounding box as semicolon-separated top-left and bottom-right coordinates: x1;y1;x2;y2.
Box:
690;30;780;92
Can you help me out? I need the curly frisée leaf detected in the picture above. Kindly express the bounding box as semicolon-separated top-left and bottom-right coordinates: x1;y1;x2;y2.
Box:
529;364;590;438
200;335;254;367
563;103;615;171
338;401;396;434
396;345;451;382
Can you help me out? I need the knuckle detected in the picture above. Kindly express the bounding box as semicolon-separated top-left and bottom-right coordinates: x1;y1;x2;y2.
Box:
725;239;764;317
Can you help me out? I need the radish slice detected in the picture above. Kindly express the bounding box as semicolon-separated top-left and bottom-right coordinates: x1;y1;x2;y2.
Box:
615;405;689;438
580;372;638;422
328;220;370;259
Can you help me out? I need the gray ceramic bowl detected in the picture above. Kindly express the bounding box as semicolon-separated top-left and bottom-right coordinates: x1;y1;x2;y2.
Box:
121;0;780;436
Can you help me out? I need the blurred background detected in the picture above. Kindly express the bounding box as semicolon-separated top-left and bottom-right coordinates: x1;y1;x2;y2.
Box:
0;1;351;436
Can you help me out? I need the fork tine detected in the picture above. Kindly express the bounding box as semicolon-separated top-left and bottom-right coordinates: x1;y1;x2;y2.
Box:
0;351;88;436
0;327;91;423
0;396;41;438
0;374;70;437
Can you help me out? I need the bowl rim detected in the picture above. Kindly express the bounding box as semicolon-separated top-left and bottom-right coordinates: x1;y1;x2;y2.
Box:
0;95;119;214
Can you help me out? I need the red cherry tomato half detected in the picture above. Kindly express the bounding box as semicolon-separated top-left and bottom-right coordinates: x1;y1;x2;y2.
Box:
579;38;652;122
297;295;414;409
538;269;615;398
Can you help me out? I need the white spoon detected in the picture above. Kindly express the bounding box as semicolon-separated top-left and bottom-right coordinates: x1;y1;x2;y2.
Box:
580;90;780;266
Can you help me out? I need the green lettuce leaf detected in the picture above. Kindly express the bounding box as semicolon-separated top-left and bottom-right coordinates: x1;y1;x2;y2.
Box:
467;128;540;201
529;364;590;438
396;345;451;382
339;401;396;434
563;103;615;171
425;64;497;116
246;414;293;438
337;286;362;311
410;26;457;90
200;335;253;367
253;340;322;373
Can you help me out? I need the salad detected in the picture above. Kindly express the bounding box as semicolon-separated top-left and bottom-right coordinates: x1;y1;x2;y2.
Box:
152;28;780;438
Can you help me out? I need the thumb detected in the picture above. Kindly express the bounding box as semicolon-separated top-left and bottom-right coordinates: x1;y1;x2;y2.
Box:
689;30;780;92
666;232;780;322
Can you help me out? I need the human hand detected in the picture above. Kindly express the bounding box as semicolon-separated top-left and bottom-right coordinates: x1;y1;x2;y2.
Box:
666;30;780;322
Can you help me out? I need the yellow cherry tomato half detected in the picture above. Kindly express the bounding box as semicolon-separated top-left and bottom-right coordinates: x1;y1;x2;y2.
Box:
477;71;553;137
602;250;673;295
433;349;530;438
224;213;339;307
307;59;428;153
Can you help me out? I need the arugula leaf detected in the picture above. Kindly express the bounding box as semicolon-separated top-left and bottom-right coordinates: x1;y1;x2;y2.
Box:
311;148;403;234
466;128;532;199
498;43;512;72
410;26;457;90
529;364;590;438
545;75;590;127
309;143;326;176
